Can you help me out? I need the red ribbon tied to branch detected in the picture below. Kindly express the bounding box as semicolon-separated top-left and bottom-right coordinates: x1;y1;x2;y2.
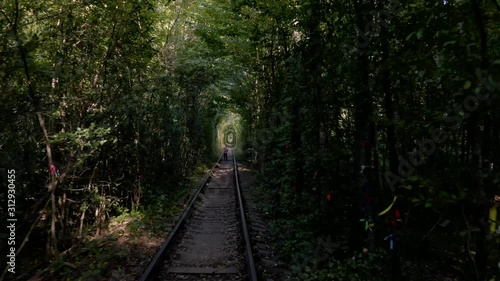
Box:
392;208;401;228
50;164;56;176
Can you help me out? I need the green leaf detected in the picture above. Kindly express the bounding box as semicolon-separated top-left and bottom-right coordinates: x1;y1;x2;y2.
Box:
407;176;419;181
402;185;413;190
463;80;472;89
416;29;423;39
443;41;456;47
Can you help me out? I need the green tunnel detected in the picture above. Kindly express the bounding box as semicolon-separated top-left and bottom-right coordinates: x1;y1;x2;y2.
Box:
212;112;243;158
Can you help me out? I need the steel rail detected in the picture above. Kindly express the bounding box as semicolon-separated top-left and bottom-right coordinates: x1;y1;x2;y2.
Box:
139;154;223;281
233;154;259;281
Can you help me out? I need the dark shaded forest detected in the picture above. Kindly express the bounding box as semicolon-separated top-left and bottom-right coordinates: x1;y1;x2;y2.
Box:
1;0;499;280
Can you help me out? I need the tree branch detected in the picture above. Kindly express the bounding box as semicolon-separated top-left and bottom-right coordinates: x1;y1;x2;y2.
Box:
11;0;59;256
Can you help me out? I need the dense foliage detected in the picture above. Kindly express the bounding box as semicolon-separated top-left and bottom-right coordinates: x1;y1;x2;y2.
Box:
238;0;500;280
1;0;500;280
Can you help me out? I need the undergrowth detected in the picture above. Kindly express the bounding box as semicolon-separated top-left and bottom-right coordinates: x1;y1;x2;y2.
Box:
252;181;390;281
38;162;211;281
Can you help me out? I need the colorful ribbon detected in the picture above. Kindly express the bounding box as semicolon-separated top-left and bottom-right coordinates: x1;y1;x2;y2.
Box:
490;206;497;233
378;196;397;216
360;217;374;231
50;165;56;176
391;208;402;228
384;234;396;250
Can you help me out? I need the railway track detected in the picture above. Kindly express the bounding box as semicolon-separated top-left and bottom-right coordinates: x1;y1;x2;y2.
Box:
139;152;258;281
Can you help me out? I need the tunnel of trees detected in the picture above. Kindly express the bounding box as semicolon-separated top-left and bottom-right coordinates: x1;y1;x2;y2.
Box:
1;0;500;280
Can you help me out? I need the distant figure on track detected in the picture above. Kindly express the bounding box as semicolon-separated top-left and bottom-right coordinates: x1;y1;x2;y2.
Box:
223;146;229;161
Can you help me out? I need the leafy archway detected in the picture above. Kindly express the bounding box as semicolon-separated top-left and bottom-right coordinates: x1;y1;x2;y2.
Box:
213;112;243;157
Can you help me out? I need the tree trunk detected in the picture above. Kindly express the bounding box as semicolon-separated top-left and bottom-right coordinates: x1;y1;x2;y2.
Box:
10;0;60;256
306;0;324;205
493;102;500;174
467;110;487;280
469;0;489;279
349;0;375;253
291;98;304;195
